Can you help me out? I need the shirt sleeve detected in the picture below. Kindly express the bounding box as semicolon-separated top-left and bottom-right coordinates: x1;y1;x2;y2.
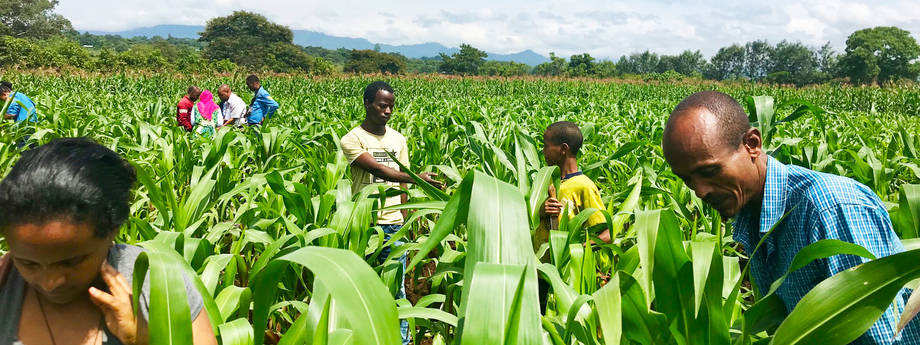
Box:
256;91;279;119
190;106;199;126
582;183;607;228
814;203;908;345
340;132;367;164
177;104;192;131
6;101;20;116
264;94;279;117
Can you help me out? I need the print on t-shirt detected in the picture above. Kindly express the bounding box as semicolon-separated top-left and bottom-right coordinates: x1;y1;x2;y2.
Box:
370;149;397;183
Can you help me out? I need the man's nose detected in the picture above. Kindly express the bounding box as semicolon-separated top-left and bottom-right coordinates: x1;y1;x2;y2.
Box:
691;179;714;200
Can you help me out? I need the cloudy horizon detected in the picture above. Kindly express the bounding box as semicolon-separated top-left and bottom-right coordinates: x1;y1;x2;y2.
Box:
57;0;920;59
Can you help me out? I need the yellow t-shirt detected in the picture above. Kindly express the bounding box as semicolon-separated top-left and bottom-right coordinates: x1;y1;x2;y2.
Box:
533;173;607;251
340;126;410;225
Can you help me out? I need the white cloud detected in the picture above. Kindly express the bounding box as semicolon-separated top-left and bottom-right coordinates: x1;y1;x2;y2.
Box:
56;0;920;60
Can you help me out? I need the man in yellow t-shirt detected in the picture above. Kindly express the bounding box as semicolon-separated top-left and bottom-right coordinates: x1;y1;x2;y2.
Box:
538;121;609;248
340;81;442;345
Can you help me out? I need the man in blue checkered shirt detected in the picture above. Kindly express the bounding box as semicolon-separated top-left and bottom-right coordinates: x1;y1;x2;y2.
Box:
662;91;919;344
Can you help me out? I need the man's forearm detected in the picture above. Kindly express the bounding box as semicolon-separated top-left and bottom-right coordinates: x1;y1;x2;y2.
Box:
371;166;413;184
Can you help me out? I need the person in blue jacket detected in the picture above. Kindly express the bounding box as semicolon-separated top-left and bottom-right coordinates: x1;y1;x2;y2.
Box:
1;81;37;123
245;75;279;125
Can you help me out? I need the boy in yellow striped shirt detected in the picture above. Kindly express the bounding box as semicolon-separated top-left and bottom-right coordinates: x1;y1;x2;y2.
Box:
538;121;609;248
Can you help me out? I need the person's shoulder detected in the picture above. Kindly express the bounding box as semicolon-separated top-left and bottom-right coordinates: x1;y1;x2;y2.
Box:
341;126;363;141
385;126;406;141
15;93;33;103
789;165;881;211
563;174;600;193
108;244;146;276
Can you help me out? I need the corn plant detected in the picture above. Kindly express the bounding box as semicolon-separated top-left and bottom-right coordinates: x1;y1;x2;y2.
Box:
0;73;919;345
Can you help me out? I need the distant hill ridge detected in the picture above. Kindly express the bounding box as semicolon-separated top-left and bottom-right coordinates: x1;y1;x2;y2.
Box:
85;25;550;66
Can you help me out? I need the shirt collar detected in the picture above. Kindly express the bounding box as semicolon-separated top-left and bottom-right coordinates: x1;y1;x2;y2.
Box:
733;156;789;248
563;171;583;180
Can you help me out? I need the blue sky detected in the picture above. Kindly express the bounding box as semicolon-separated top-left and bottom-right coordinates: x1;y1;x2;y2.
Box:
57;0;920;60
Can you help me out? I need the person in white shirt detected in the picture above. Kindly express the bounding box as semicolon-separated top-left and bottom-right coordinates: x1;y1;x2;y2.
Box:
217;84;248;127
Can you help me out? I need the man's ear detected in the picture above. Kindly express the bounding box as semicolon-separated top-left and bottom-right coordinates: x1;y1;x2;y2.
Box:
561;143;570;156
743;128;763;156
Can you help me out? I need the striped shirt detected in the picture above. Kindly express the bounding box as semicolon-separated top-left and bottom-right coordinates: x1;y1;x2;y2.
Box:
733;156;919;344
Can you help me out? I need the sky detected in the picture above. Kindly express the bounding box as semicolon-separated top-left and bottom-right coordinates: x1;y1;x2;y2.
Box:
56;0;920;59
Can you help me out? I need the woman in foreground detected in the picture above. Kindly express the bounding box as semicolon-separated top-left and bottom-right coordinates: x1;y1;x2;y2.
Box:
0;138;216;345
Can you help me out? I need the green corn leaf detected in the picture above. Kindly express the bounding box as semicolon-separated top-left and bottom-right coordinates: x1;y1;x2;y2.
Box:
594;273;622;345
771;249;920;345
458;263;527;345
132;244;194;345
218;318;255;345
251;247;400;345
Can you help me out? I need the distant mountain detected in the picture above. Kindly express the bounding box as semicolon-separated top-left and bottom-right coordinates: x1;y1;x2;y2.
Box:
84;25;550;66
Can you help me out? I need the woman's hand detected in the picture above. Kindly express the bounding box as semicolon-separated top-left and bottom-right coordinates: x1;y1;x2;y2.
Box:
88;262;149;345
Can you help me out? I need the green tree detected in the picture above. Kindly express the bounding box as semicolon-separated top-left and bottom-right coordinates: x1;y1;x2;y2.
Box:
439;44;488;75
532;52;568;76
657;50;705;76
266;42;334;74
199;11;294;69
593;60;617;78
744;40;773;80
706;44;745;80
567;53;595;77
344;49;407;74
480;60;529;76
406;56;442;74
768;40;822;85
838;26;920;85
816;42;838;75
617;51;659;75
0;0;72;39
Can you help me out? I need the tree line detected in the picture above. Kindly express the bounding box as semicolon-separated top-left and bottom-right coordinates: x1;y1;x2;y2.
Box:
2;1;919;86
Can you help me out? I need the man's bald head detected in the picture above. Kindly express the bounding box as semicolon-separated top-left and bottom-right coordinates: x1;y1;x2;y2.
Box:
217;84;232;102
665;91;750;149
661;91;767;219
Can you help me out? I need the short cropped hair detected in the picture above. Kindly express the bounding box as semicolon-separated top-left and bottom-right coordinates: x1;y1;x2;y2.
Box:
667;91;751;148
546;121;584;155
0;138;137;238
0;81;11;94
363;81;394;104
246;75;260;85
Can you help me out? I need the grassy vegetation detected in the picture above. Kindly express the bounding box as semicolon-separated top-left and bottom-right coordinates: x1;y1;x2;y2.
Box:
1;73;919;345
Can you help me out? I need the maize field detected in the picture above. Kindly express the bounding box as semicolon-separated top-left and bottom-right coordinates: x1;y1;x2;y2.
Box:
1;73;920;345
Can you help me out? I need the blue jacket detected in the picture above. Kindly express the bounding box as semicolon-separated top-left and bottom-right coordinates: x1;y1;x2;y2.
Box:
247;87;279;124
5;92;37;123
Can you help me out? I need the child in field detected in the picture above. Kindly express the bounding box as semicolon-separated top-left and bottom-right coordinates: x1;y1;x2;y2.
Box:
537;121;609;250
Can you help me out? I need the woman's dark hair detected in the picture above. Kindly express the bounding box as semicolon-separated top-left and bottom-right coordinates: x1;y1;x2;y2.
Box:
0;138;136;237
